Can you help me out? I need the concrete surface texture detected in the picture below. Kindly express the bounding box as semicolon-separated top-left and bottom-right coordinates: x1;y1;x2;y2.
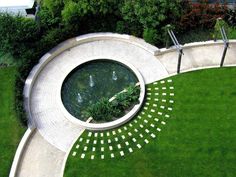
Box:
15;130;65;177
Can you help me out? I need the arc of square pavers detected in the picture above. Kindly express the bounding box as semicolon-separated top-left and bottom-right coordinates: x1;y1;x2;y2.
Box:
70;79;175;160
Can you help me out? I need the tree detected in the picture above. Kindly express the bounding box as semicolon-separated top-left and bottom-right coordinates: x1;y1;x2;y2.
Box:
120;0;182;44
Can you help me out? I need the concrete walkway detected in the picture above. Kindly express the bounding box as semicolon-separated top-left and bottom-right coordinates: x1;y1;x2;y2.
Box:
16;130;65;177
157;41;236;75
13;34;236;177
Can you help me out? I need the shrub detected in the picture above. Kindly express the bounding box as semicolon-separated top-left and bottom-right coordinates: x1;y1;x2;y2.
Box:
86;85;140;122
0;13;40;59
143;28;159;45
120;0;182;45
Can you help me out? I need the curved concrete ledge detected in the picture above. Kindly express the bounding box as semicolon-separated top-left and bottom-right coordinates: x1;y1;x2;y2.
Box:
9;128;35;177
58;58;145;130
157;40;236;76
158;40;236;55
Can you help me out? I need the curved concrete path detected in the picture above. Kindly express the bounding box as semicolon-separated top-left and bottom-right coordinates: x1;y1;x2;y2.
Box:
12;33;236;177
15;130;65;177
29;35;168;152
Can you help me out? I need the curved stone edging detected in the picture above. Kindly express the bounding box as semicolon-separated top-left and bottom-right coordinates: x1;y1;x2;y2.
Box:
23;33;161;128
57;58;145;130
9;128;35;177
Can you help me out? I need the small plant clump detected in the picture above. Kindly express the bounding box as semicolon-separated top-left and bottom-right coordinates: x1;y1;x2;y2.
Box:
86;85;140;122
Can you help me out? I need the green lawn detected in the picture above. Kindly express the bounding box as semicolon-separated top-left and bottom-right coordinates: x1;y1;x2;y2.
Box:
0;67;26;177
64;67;236;177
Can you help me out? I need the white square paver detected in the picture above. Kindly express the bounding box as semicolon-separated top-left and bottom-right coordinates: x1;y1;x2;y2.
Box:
161;121;166;125
129;148;133;153
81;153;85;159
151;133;156;138
72;152;77;156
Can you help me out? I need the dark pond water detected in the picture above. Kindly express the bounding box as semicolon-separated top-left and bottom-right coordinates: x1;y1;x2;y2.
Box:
61;60;138;121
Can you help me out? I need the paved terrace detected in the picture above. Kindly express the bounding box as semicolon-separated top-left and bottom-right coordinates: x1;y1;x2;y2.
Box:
12;33;236;177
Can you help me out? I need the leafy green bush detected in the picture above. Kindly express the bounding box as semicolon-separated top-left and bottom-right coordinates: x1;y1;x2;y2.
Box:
86;85;140;122
0;13;40;59
143;28;159;45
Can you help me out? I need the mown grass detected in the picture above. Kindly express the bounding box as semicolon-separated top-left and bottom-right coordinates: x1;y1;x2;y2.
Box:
64;67;236;177
0;67;26;177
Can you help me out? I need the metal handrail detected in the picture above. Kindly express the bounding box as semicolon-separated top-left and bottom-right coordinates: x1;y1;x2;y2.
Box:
167;28;183;74
220;26;229;67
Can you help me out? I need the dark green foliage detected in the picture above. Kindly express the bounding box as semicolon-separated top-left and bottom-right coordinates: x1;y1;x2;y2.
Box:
0;13;40;59
143;28;159;45
225;8;236;26
86;85;140;122
120;0;182;44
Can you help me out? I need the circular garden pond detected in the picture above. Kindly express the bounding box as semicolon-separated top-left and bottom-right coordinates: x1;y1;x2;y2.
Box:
61;59;139;122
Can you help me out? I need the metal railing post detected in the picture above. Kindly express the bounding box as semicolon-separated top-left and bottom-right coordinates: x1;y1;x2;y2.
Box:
220;26;229;67
167;26;183;74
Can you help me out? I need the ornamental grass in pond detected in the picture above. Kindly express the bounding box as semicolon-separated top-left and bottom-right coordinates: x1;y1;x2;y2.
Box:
86;85;140;122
